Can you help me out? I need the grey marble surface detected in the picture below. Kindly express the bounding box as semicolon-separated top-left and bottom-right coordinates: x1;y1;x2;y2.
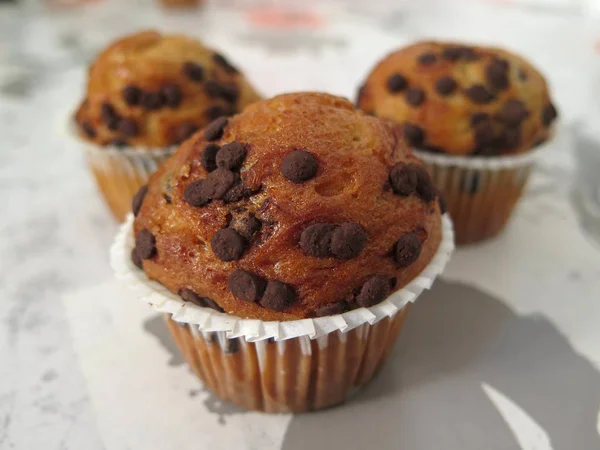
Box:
1;1;599;449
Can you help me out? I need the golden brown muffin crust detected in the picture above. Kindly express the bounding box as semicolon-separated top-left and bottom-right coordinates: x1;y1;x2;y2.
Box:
357;41;558;156
132;92;443;321
75;31;261;148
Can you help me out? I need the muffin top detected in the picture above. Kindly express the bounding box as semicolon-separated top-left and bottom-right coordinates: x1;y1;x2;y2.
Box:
75;31;261;148
131;92;443;321
357;41;558;157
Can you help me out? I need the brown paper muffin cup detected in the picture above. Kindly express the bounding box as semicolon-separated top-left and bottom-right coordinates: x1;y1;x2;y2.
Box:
111;215;454;413
414;146;546;245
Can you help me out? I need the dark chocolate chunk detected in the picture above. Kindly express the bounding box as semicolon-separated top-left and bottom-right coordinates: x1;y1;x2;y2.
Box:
220;84;239;103
211;228;247;261
387;74;408;93
470;112;490;127
500;127;521;150
118;118;138;137
228;269;265;302
281;150;318;183
179;288;224;312
474;120;496;146
213;53;239;74
405;88;426;107
101;103;120;130
222;180;250;203
496;99;529;126
414;166;436;202
203;117;228;141
330;222;367;260
542;103;558;126
260;280;296;312
122;85;142;106
462;173;481;194
418;52;437;66
394;232;422;267
182;61;204;82
161;84;183;108
204;80;223;99
201;143;220;172
140;91;165;110
300;223;336;257
132;185;148;216
231;214;261;240
435;76;458;96
183;179;211;207
464;85;495;104
356;275;391;308
389;163;418;196
174;123;198;144
402;122;425;146
81;122;96;138
204;167;236;199
442;46;462;61
205;105;227;121
216;142;247;170
485;59;510;90
314;301;349;317
135;229;157;260
461;47;481;61
131;248;143;269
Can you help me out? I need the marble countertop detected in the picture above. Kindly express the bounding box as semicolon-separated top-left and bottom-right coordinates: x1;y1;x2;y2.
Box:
1;1;600;449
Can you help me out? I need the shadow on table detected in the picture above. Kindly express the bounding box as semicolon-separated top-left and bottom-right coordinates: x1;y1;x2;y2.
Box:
283;279;600;450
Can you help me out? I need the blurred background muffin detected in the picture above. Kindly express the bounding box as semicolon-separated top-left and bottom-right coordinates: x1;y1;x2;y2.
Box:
357;41;558;245
73;30;262;221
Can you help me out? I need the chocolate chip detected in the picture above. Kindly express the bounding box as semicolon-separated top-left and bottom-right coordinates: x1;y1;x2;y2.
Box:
405;88;425;107
314;301;349;317
161;84;183;108
203;117;228;141
81;122;96;138
281;150;318;183
496;99;529;126
205;105;228;121
418;53;437;66
109;138;128;148
140;91;165;110
519;69;528;81
204;168;237;199
461;47;480;61
122;85;142;106
101;103;120;130
470;112;490;127
414;166;436;202
542;103;558;126
118;118;138;137
174;123;198;144
464;85;495;104
204;80;223;99
387;74;408;93
216;142;247;170
462;173;481;194
220;84;239;103
132;185;148;216
394;232;421;267
300;223;336;257
213;53;239;74
136;229;157;260
442;46;462;61
389;163;418;196
131;248;143;269
402;122;425;147
485;59;510;91
211;228;247;261
182;61;204;82
179;288;224;312
435;76;458;96
231;214;261;240
356;275;391;308
474;121;496;146
260;280;296;312
500;127;521;150
228;269;265;302
330;222;367;260
201;143;220;172
183;179;211;207
222;180;250;203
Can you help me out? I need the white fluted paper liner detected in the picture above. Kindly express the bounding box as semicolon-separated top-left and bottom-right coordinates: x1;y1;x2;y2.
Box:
111;213;454;341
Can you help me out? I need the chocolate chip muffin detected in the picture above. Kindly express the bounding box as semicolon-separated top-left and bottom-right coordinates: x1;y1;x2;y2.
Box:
357;41;557;157
75;30;261;148
131;92;443;321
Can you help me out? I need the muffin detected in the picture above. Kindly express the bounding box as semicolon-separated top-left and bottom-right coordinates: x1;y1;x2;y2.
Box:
357;41;558;244
73;30;261;221
112;92;454;412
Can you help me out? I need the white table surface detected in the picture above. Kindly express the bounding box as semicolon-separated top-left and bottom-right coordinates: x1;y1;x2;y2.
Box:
1;1;600;449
